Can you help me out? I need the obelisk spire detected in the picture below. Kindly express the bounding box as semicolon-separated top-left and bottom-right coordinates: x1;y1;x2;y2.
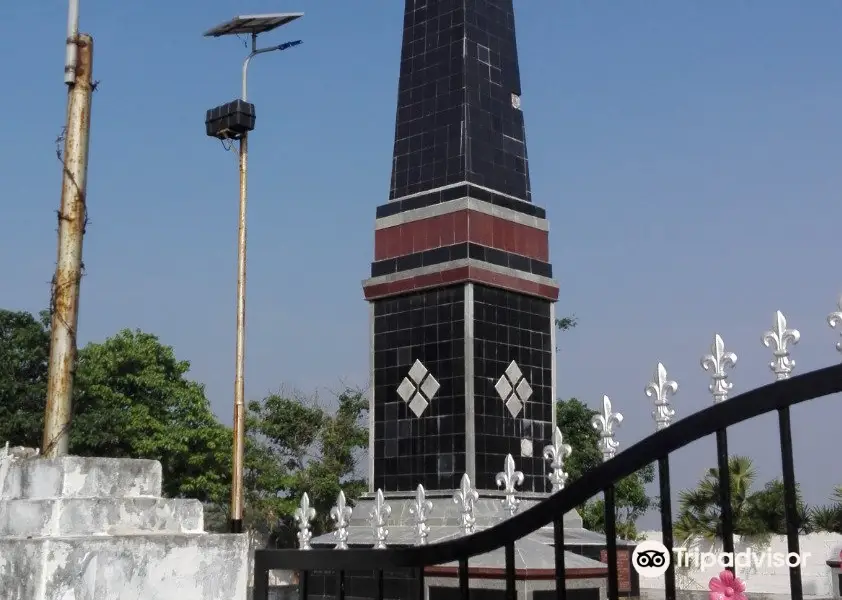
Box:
388;0;531;204
365;0;558;495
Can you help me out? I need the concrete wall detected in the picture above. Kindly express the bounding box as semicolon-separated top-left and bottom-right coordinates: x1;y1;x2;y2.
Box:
638;530;842;599
0;447;250;600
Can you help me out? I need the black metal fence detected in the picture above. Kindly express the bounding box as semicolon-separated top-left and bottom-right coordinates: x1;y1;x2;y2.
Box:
255;314;842;600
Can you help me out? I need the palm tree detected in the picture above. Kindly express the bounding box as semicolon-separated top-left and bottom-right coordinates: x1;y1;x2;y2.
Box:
809;485;842;533
674;456;808;543
748;478;811;535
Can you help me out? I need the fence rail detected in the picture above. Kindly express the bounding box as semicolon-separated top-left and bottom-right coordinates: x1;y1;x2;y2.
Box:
255;301;842;600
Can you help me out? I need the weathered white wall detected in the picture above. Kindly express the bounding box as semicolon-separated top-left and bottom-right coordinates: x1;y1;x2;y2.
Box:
0;534;250;599
0;447;250;600
638;530;842;599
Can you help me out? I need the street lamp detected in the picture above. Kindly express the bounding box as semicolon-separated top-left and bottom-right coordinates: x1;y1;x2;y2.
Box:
203;13;303;534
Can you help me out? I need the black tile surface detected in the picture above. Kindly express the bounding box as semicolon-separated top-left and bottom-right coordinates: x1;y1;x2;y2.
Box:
370;242;552;278
472;284;553;493
376;183;545;220
306;568;418;600
388;0;531;203
373;286;466;491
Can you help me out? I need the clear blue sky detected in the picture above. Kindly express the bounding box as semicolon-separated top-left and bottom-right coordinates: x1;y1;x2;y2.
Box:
4;1;842;521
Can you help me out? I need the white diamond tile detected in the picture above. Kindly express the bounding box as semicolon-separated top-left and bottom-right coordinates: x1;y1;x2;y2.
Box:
408;393;428;417
397;378;416;403
495;375;513;401
505;360;523;384
408;359;428;384
520;438;533;457
420;373;440;400
506;395;523;418
516;378;533;402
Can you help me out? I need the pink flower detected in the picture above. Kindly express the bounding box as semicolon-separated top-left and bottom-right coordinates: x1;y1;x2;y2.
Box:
709;569;747;600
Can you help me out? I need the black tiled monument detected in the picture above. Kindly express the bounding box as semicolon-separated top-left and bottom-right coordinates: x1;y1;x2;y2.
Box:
388;0;531;203
309;2;616;598
363;0;560;496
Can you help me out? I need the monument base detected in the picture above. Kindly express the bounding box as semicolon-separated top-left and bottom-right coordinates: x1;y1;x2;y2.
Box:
0;447;249;600
307;493;616;600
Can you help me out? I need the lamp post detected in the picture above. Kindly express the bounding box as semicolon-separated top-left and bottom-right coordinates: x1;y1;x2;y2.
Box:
43;0;95;457
203;13;303;534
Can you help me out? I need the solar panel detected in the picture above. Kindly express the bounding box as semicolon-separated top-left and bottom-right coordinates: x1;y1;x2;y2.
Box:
203;13;303;37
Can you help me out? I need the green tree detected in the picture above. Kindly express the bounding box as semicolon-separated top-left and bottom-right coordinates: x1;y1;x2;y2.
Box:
578;468;655;541
69;329;232;501
247;387;368;546
0;309;369;547
555;396;654;540
674;456;809;543
809;486;842;533
203;431;288;538
749;478;811;534
0;316;232;503
555;315;578;334
556;398;601;481
554;314;653;540
0;309;51;447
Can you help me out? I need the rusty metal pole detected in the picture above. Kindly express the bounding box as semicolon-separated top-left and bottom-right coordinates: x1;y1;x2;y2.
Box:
43;34;94;458
226;32;301;534
230;128;248;533
229;41;254;533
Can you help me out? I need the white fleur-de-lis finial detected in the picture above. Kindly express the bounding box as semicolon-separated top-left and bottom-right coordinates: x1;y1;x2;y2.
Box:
409;484;433;545
591;395;623;461
294;493;316;550
762;310;800;380
828;296;842;356
645;363;678;431
543;426;572;492
701;334;737;403
330;490;352;550
369;489;391;549
453;473;479;534
495;454;524;517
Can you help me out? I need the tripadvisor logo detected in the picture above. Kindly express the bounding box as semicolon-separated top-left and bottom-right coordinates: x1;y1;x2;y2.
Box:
632;540;811;578
632;541;671;578
675;547;810;569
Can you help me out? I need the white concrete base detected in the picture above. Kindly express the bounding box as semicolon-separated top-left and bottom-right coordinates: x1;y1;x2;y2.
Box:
0;450;250;600
0;455;163;499
0;497;204;537
0;534;248;600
